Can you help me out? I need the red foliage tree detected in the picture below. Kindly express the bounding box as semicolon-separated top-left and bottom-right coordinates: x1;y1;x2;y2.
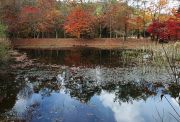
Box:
166;13;180;40
18;0;62;38
147;13;180;41
19;6;40;37
22;6;40;14
64;6;94;38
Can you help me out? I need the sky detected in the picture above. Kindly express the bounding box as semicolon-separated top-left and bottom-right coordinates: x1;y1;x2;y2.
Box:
125;0;179;9
58;0;179;12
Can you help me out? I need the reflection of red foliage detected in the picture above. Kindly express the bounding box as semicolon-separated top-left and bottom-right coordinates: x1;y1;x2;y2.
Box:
147;13;180;41
64;52;81;66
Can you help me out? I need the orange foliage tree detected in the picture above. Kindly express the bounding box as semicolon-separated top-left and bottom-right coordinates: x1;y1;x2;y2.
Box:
64;6;94;38
36;0;62;38
18;0;62;38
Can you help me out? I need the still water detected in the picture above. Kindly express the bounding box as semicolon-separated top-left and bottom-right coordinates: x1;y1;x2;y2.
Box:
0;48;180;122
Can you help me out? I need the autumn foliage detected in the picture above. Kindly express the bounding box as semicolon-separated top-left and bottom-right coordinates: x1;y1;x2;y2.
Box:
0;0;179;40
147;13;180;41
64;6;94;38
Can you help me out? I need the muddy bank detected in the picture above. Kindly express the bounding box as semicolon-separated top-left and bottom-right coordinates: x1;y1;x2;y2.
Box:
12;38;157;50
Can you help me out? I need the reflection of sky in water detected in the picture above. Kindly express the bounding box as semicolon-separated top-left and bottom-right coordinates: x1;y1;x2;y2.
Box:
99;91;180;122
8;84;180;122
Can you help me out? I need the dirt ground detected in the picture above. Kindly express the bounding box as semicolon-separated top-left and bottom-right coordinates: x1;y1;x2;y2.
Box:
11;38;172;50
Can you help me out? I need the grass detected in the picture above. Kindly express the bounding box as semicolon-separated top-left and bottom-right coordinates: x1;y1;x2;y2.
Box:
142;41;180;83
119;41;180;83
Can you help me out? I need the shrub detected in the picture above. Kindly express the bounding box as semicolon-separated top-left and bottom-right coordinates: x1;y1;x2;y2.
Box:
0;39;10;63
0;23;10;63
0;23;7;38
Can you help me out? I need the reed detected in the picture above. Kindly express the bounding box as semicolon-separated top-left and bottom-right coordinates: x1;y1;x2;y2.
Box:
144;42;180;83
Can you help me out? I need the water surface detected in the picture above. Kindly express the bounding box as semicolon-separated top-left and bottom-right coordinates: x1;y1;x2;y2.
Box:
0;48;180;122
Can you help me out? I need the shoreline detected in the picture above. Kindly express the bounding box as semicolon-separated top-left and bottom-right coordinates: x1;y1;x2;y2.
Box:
12;38;157;50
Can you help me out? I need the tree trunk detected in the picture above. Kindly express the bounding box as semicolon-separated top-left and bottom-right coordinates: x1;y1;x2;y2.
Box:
99;24;102;38
55;30;58;38
78;32;80;39
124;23;127;41
137;29;140;39
64;31;66;38
42;32;44;38
110;15;112;38
143;21;146;38
37;32;39;38
33;32;36;38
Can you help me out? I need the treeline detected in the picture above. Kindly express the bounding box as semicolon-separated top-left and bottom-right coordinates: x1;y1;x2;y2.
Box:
0;0;179;40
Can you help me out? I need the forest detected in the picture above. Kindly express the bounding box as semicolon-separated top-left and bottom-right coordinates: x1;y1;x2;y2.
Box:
0;0;179;41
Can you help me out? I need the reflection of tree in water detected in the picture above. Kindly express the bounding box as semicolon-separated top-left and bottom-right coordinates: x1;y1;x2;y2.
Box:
113;82;157;104
168;83;180;105
65;80;180;104
2;67;179;117
0;73;24;114
60;68;162;103
24;49;144;67
27;76;163;104
17;68;180;104
33;80;61;96
2;73;180;121
65;76;102;102
2;70;180;122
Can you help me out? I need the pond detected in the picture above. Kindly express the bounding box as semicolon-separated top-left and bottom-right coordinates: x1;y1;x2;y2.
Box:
0;48;180;122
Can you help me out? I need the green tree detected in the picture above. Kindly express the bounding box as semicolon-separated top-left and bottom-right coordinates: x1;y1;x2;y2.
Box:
0;23;6;37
